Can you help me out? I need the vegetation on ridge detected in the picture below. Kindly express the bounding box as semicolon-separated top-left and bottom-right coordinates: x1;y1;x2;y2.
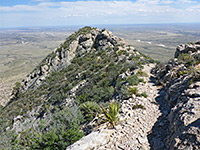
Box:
99;101;121;128
0;26;155;149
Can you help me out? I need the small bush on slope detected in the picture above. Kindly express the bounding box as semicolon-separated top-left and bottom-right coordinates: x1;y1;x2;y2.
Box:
6;107;84;150
99;101;121;128
80;101;100;122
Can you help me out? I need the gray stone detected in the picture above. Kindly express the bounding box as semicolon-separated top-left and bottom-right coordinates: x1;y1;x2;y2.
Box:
40;65;49;74
66;129;114;150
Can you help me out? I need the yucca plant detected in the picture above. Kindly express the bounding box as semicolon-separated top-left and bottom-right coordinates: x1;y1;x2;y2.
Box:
99;101;121;128
80;101;100;122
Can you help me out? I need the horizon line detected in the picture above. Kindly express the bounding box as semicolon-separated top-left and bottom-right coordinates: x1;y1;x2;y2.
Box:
1;22;200;30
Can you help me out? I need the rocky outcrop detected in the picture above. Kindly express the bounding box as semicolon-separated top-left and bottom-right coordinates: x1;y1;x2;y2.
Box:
153;41;200;149
21;28;96;90
20;27;127;91
175;41;200;58
66;129;114;150
167;81;200;150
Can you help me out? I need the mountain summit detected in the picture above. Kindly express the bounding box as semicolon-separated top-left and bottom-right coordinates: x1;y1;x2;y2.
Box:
21;27;127;90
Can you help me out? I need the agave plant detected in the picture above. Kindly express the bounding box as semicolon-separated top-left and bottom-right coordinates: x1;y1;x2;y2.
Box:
99;101;121;128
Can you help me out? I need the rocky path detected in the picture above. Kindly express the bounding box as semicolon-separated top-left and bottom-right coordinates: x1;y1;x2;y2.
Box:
95;64;167;150
137;64;170;150
97;64;170;150
67;64;170;150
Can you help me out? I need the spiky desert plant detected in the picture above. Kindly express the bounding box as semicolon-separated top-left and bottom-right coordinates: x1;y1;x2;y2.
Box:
80;101;100;122
99;101;120;128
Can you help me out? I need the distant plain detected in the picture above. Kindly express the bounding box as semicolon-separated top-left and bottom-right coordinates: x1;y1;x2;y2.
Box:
0;24;200;105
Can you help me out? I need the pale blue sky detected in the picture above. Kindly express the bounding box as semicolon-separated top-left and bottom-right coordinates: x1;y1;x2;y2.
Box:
0;0;200;28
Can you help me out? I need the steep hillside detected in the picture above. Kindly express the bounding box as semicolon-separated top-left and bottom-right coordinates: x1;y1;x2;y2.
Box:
0;27;154;149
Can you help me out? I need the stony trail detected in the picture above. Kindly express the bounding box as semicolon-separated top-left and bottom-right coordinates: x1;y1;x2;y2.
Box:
137;64;171;150
67;64;170;150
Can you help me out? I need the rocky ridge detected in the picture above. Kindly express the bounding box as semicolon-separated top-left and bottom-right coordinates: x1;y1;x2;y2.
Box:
20;27;126;91
8;27;148;134
0;27;199;149
67;41;200;150
153;41;200;149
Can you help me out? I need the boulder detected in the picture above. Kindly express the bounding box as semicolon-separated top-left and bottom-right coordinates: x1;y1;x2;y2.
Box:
66;129;114;150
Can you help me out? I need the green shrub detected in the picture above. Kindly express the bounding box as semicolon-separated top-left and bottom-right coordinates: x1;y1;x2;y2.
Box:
118;50;123;55
80;101;100;122
10;107;84;150
177;53;195;66
140;92;148;98
132;104;146;110
139;78;144;83
128;87;137;95
99;101;120;128
179;70;188;76
136;70;148;77
119;85;129;99
127;74;139;86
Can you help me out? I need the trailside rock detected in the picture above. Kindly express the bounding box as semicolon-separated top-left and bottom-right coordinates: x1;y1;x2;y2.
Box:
166;81;200;150
66;129;114;150
154;42;200;149
174;41;200;58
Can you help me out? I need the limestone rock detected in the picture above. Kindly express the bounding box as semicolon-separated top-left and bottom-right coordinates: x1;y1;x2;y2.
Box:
153;42;200;149
66;129;114;150
175;42;200;58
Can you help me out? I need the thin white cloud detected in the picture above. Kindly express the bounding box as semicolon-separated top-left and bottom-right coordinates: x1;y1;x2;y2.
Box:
0;5;40;11
137;0;160;5
0;0;197;13
0;1;183;14
160;0;174;4
0;0;200;28
187;4;200;12
177;0;197;3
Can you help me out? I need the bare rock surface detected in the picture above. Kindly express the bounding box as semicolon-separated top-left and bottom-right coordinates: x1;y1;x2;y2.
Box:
66;129;114;150
153;41;200;149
